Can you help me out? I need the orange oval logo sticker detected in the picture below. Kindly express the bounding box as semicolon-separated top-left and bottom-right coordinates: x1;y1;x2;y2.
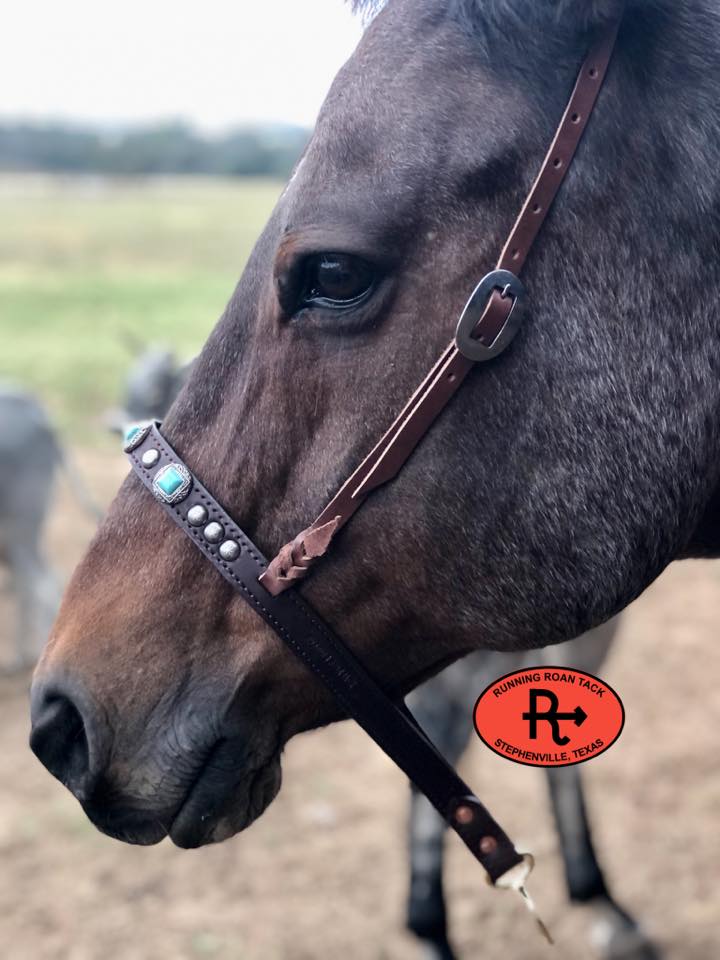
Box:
473;666;624;767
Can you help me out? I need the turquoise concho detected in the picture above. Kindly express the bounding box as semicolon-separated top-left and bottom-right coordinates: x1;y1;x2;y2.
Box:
152;463;192;504
123;423;152;453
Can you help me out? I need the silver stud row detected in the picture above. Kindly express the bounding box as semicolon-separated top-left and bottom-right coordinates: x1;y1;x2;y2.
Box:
129;437;242;563
189;510;241;560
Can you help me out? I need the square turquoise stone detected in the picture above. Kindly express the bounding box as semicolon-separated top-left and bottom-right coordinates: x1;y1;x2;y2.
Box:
152;462;191;504
156;466;185;498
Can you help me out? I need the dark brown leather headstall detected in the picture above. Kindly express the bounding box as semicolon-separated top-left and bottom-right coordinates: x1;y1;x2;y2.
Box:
125;13;622;929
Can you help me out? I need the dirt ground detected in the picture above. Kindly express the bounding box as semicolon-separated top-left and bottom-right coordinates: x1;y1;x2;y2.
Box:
1;447;720;960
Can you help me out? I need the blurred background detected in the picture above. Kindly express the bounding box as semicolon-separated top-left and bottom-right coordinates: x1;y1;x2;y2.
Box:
2;3;720;959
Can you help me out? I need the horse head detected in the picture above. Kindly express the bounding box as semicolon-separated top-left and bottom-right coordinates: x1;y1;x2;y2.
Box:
30;0;720;849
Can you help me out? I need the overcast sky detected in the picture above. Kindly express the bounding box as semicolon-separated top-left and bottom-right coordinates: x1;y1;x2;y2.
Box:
1;1;365;130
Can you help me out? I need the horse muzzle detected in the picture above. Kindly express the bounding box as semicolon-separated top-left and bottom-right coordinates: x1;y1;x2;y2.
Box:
29;666;282;848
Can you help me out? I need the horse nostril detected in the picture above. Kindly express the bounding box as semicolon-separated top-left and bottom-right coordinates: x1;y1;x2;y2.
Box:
30;689;92;797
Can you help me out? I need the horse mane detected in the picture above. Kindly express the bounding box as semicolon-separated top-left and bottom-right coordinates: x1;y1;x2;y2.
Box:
350;0;657;31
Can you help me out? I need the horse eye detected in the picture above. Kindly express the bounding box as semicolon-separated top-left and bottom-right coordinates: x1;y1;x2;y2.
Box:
302;253;375;308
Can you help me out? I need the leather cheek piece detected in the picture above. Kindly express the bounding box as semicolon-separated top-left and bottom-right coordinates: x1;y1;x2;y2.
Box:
261;16;622;596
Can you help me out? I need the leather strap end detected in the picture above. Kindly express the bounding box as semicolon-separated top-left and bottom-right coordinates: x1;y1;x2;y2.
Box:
302;516;341;558
260;517;341;596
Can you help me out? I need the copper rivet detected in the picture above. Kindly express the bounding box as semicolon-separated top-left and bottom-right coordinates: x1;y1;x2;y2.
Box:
454;805;474;825
479;836;498;855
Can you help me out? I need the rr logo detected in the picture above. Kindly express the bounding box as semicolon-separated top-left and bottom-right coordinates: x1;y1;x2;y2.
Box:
522;689;588;746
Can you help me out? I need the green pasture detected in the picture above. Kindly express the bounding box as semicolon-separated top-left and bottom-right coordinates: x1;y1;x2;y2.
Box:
0;174;282;439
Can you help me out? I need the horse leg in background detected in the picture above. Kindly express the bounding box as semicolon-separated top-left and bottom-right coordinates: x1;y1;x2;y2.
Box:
540;621;660;960
406;651;517;960
545;766;658;960
0;395;62;671
406;620;659;960
7;538;60;672
3;461;61;672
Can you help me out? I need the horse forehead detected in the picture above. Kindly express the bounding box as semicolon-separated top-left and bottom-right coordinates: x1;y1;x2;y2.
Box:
282;85;485;230
283;37;526;224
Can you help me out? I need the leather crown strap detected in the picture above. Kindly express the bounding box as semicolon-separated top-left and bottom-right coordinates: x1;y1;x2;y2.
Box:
125;17;620;896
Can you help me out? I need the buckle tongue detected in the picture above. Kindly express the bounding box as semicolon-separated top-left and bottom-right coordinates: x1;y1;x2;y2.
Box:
455;268;525;362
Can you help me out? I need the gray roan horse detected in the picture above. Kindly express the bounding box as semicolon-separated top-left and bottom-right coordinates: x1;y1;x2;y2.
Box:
0;388;98;671
0;389;62;670
30;0;720;948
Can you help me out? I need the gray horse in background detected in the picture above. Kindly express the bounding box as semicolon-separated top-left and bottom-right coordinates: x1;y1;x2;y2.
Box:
407;619;657;960
0;389;63;670
2;350;188;669
0;387;99;670
105;348;193;434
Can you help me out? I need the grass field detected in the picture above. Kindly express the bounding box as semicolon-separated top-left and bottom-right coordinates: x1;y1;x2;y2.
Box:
0;174;282;437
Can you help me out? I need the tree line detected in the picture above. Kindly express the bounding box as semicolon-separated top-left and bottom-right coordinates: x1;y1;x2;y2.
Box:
0;122;310;177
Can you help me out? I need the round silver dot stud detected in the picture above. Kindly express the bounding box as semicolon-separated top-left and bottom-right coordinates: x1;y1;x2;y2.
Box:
141;449;160;468
219;539;240;562
203;521;224;544
187;505;208;526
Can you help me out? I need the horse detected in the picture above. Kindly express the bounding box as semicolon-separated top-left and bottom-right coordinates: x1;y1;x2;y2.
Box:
100;355;650;956
0;388;62;671
29;0;720;940
0;387;100;672
104;347;194;436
